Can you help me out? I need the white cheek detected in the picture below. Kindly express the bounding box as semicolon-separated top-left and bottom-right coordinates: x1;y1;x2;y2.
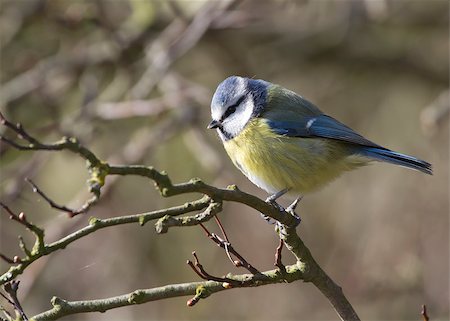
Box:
222;100;254;138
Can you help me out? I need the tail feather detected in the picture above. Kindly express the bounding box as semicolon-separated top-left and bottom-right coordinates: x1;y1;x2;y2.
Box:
358;147;432;175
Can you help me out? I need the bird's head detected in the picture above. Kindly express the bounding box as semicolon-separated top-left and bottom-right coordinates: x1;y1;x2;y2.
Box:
208;76;269;141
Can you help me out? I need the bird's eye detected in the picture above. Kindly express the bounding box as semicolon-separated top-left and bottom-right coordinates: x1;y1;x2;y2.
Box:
222;105;237;120
222;96;245;121
227;105;237;114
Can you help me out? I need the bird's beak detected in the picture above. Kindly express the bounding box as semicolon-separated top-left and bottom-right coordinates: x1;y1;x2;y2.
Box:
207;119;220;129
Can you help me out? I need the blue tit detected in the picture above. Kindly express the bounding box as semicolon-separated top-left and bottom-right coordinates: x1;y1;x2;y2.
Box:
207;76;432;204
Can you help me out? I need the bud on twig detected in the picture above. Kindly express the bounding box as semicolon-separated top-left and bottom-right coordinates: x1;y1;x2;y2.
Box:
18;212;26;222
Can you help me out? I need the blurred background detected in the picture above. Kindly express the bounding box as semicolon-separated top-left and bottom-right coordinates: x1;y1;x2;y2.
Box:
0;0;448;320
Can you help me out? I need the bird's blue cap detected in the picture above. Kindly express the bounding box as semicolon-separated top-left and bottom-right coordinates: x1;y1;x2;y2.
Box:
211;76;269;118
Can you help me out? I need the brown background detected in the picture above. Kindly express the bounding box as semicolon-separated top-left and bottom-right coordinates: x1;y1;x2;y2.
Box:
1;1;448;320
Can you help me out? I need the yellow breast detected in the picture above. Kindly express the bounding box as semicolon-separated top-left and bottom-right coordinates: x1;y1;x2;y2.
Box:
223;118;367;194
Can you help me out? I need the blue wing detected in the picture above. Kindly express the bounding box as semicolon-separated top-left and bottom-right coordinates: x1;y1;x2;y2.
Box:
267;114;382;148
266;114;432;174
262;86;432;174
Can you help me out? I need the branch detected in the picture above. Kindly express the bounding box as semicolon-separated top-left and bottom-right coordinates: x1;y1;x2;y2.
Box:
155;201;222;233
0;197;210;285
108;165;300;227
0;203;45;274
0;112;104;216
25;178;98;217
274;239;286;272
187;251;245;286
197;221;260;274
1;114;359;320
31;264;303;321
277;225;359;320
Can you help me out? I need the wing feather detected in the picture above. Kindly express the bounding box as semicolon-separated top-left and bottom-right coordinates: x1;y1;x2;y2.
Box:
264;86;383;148
267;115;383;148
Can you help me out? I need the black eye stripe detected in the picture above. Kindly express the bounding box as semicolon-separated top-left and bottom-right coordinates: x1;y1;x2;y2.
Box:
221;96;246;121
224;105;237;118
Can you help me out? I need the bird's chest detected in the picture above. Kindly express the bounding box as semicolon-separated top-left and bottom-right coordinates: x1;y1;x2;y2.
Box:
223;119;300;193
222;118;350;194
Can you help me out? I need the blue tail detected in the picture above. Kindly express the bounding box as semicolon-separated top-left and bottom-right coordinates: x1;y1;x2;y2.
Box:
357;147;432;175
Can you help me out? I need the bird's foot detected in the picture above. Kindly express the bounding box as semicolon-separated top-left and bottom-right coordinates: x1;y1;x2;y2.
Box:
265;198;286;212
269;197;303;235
286;196;302;226
265;188;289;212
286;196;302;212
262;191;288;224
262;190;303;226
265;188;290;204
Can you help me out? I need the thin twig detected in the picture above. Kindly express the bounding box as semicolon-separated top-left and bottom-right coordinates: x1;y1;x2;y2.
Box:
0;198;210;285
25;178;92;217
198;223;260;275
0;203;34;231
0;292;14;306
154;200;218;233
186;260;208;280
421;304;430;321
0;255;14;265
274;238;286;273
0;112;39;145
190;252;242;286
214;215;231;243
213;215;236;267
3;281;28;321
0;302;13;321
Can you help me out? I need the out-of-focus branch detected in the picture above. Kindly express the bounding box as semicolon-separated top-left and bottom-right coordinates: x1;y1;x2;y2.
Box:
1;43;115;105
95;74;210;120
1;4;157;106
421;304;430;321
1;153;47;201
420;89;449;137
130;0;239;99
0;0;45;49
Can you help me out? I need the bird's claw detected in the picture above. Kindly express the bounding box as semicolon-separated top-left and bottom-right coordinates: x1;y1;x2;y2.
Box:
286;196;302;226
262;197;285;224
265;198;286;212
286;196;302;213
260;213;276;224
263;191;302;226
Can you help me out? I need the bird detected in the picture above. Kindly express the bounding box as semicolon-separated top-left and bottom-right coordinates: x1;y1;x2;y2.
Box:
207;76;432;211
